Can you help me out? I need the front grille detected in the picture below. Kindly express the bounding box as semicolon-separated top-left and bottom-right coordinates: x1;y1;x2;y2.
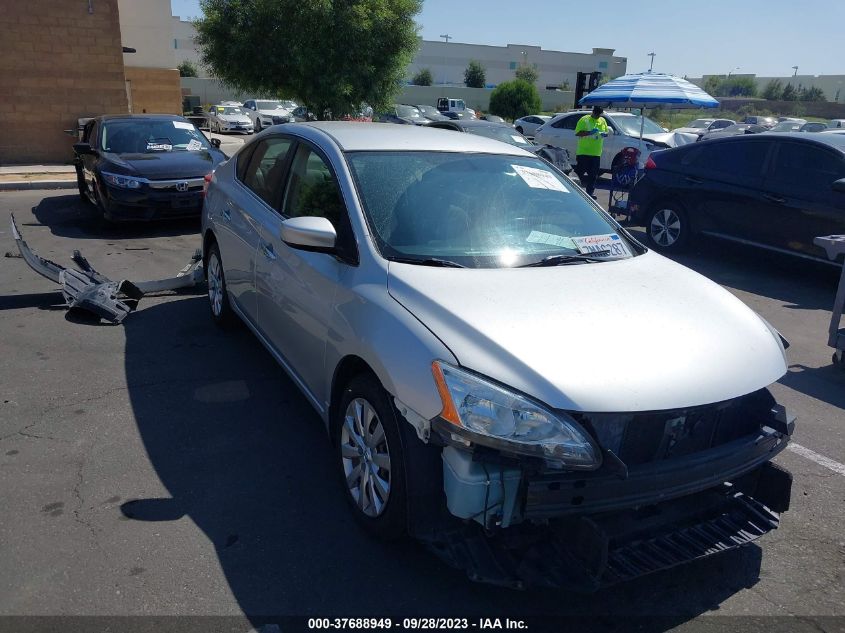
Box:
575;390;773;466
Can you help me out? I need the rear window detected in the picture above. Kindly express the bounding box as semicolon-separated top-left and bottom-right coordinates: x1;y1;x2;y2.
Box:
681;140;770;179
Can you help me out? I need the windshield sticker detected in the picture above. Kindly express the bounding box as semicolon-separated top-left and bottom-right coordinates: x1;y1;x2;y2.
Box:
571;233;631;258
511;165;568;192
526;230;577;248
146;142;172;152
173;121;194;130
186;139;203;151
510;135;529;144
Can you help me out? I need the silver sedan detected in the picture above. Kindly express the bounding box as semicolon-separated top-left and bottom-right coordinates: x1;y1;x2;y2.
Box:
201;122;794;589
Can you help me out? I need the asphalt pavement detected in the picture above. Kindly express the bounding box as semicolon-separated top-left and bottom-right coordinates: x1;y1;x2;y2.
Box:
0;190;843;633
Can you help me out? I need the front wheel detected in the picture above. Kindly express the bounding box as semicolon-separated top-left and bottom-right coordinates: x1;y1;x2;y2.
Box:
334;374;408;540
254;119;262;133
644;203;691;252
206;242;237;327
515;126;524;135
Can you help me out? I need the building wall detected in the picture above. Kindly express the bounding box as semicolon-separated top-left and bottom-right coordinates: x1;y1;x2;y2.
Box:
0;0;128;164
117;0;176;69
125;67;182;115
408;41;626;89
173;17;205;74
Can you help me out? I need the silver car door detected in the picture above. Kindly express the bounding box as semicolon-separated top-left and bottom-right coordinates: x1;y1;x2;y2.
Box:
253;141;355;407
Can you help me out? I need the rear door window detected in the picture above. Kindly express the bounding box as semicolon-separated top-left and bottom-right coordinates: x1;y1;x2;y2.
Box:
681;139;771;182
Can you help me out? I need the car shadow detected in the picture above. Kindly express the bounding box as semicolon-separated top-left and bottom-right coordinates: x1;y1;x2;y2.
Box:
121;296;762;630
780;363;845;410
626;228;840;312
30;194;200;240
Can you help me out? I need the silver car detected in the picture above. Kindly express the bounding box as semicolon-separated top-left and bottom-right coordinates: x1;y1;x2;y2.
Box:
206;104;254;135
201;122;794;589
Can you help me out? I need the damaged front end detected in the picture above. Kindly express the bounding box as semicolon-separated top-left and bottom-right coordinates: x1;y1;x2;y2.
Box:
422;385;794;590
8;214;203;323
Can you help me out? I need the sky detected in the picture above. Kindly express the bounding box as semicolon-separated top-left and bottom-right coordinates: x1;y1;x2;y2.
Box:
170;0;844;78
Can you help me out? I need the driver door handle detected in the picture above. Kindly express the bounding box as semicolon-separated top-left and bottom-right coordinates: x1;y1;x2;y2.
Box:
685;176;703;184
260;242;277;261
763;193;786;204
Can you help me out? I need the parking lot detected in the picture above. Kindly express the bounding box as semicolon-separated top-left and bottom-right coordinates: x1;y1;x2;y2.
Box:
1;189;844;632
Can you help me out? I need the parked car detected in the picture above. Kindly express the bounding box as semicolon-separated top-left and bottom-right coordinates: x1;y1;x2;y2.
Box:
427;119;571;172
514;115;552;137
290;105;318;122
73;114;226;221
480;114;506;124
829;119;845;129
202;121;793;589
440;110;476;120
414;105;448;122
206;104;254;134
436;97;469;113
766;120;805;133
673;118;736;139
743;116;777;128
699;123;766;141
376;104;428;125
629;134;845;262
534;110;697;172
242;99;297;132
800;122;829;133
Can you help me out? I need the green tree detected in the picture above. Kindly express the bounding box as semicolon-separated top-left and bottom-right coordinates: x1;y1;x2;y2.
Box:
560;79;571;91
514;65;538;84
195;0;422;119
703;75;723;96
178;60;198;78
762;79;783;100
489;79;542;120
464;60;486;88
411;67;433;86
801;86;826;102
781;83;797;101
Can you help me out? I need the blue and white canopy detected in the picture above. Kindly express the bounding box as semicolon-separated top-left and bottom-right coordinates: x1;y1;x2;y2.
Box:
579;72;719;109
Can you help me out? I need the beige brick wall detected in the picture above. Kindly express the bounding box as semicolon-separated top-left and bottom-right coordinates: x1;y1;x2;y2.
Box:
124;67;182;115
0;0;128;164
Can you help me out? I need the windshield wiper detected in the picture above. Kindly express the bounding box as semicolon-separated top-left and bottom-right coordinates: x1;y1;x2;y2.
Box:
387;256;467;268
518;250;611;267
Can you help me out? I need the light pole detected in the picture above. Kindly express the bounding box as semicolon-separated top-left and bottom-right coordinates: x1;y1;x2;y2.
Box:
792;65;798;77
439;34;452;85
647;52;656;72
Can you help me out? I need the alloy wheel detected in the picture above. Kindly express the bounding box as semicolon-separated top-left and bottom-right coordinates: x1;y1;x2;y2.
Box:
207;252;224;317
650;208;682;247
341;397;391;518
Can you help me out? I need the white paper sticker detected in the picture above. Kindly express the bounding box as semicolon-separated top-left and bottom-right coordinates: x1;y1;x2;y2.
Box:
186;139;203;151
173;121;194;130
510;135;529;144
526;231;576;249
512;165;568;192
570;233;631;258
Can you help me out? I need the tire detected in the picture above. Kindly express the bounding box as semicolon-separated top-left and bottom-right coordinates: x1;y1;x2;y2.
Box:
644;202;691;252
90;179;108;223
333;374;408;540
516;126;524;135
76;167;88;203
206;241;237;328
254;119;262;133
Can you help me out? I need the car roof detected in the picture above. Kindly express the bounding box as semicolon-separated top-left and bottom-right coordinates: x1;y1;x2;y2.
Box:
700;132;845;152
292;121;533;155
433;120;512;130
99;114;185;122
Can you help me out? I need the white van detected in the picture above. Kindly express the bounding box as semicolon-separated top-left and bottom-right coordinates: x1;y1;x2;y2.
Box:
829;119;845;129
437;97;467;113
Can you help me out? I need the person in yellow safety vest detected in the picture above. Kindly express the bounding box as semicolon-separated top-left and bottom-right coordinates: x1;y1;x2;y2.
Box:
574;106;609;199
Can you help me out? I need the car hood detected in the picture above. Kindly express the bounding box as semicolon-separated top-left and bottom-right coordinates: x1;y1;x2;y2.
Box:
103;150;225;179
387;251;786;413
642;131;698;146
219;115;251;123
257;109;291;117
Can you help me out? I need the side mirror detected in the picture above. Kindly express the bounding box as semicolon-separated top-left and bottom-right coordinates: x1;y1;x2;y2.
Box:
73;142;96;155
280;216;337;252
210;138;222;149
662;127;669;132
833;178;845;193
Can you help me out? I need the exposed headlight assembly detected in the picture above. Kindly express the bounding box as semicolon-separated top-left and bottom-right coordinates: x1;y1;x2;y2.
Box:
102;172;142;189
431;361;601;469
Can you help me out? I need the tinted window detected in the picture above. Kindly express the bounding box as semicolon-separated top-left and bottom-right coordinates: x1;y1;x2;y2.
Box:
770;142;845;190
241;137;294;207
282;145;345;228
682;140;770;179
552;114;581;130
99;119;209;154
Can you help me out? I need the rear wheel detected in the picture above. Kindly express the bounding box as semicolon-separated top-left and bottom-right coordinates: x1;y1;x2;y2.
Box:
206;242;236;327
334;374;408;540
644;203;691;252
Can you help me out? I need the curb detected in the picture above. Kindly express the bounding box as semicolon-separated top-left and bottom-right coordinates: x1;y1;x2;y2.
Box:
0;180;76;191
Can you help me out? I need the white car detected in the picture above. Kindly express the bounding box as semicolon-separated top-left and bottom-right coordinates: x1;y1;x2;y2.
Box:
514;115;551;137
673;118;736;138
242;99;298;132
206;104;254;135
534;110;697;171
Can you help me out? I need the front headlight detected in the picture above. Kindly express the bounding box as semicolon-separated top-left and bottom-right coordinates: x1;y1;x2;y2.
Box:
102;172;142;189
431;361;601;469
